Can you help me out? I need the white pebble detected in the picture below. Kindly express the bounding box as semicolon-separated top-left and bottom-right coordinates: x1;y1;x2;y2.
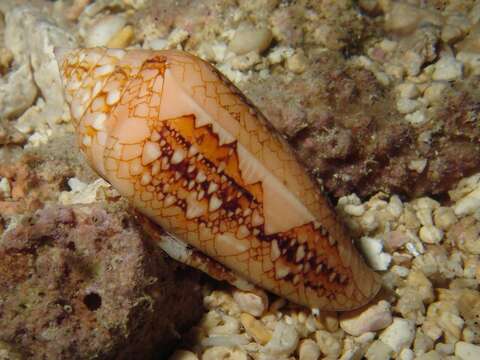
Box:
85;14;127;47
397;98;419;114
344;204;365;216
433;207;457;230
391;265;410;277
387;196;404;218
0;177;11;198
365;340;393;360
405;109;427;126
416;208;433;226
396;83;419;99
340;300;393;336
455;342;480;360
379;318;415;354
423;82;447;103
229;27;273;55
315;330;341;359
408;159;427;173
360;210;379;232
419;225;444;244
299;339;320;360
399;348;415;360
453;187;480;216
432;56;463;81
263;321;299;357
233;290;268;317
286;51;308;74
359;237;392;271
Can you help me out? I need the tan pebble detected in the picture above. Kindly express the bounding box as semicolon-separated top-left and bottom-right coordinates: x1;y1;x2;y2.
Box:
433;207;457;230
316;311;338;332
416;208;433;226
437;311;464;343
453;187;480;216
432;56;463;81
233;289;268;317
422;319;443;341
436;342;454;356
240;313;272;345
379;317;415;353
365;340;393;360
340;300;392;336
286;50;308;74
455;341;480;360
315;330;341;358
399;348;415;360
107;25;134;48
396;82;419;99
299;339;320;360
406;270;434;303
229;27;273;55
263;321;298;357
416;350;443;360
414;330;434;354
209;314;241;335
86;14;127;47
423;82;447;104
419;225;443;244
344;203;365;217
360;210;379;232
397;98;420;114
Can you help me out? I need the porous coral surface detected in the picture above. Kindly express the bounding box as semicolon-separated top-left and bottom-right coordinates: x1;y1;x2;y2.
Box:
1;205;203;359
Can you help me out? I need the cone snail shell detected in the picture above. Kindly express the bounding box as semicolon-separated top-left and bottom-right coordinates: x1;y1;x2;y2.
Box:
56;47;381;310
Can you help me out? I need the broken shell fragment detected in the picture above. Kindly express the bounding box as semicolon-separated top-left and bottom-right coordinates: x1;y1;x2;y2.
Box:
55;47;381;310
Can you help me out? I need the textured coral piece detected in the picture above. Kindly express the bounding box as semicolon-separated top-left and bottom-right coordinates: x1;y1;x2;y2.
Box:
56;48;381;310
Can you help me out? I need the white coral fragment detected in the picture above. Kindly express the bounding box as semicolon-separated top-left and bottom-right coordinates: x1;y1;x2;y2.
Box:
59;178;114;205
359;236;392;270
379;318;415;354
262;321;299;357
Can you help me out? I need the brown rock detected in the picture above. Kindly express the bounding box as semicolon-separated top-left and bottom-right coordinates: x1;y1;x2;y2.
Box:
0;204;204;359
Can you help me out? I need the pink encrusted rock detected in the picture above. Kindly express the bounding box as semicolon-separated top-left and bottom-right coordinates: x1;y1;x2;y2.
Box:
340;300;393;336
0;204;204;360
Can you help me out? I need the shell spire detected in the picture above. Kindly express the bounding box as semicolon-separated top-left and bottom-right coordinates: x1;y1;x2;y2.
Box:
56;47;381;310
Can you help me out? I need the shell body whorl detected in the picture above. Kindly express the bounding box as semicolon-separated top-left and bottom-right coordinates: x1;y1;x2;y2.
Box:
57;47;381;310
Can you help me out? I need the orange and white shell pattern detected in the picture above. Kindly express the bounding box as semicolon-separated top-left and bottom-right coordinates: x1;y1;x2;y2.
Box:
56;48;381;310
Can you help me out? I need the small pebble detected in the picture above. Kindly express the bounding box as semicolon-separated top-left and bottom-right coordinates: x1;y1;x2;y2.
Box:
315;330;341;359
233;289;268;317
359;237;392;271
419;225;444;244
86;14;127;47
432;56;463;81
365;340;393;360
229;27;273;55
340;300;393;336
379;318;415;354
240;313;272;345
455;342;480;360
298;339;320;360
263;321;298;357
